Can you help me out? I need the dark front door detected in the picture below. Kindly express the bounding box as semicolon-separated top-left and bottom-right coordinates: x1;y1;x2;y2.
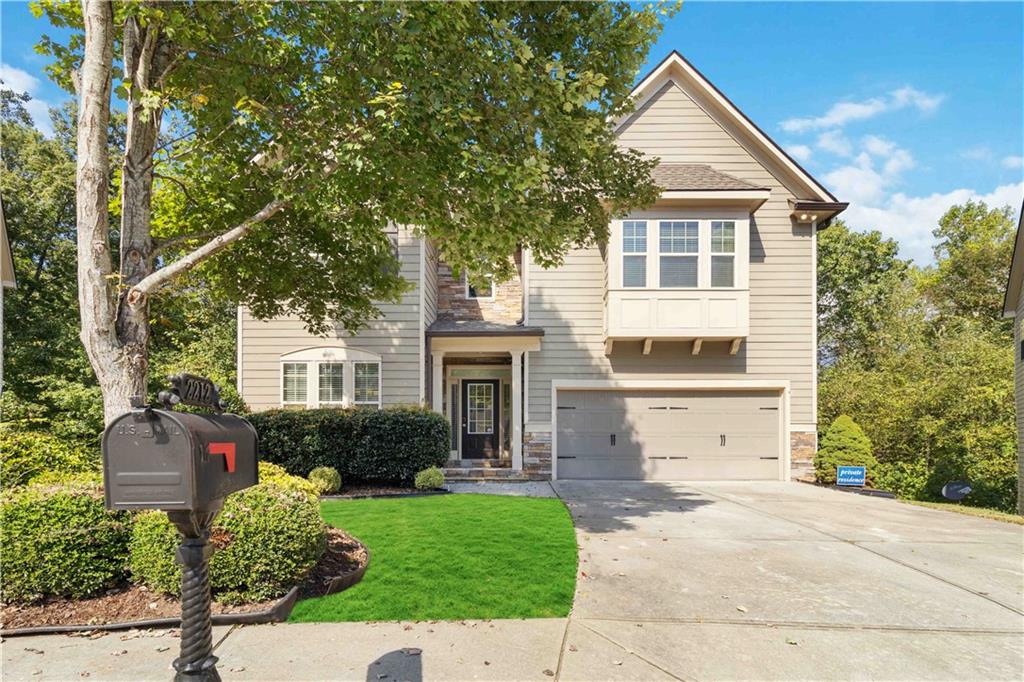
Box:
461;380;499;459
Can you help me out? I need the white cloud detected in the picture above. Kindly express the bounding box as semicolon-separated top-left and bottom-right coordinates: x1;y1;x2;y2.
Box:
1002;155;1024;169
842;182;1024;264
781;86;945;133
0;63;39;95
823;136;915;206
960;146;994;162
0;62;53;137
787;144;812;163
816;130;853;157
863;135;897;157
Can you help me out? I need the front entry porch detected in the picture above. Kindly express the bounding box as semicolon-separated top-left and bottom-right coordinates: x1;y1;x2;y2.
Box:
426;321;543;480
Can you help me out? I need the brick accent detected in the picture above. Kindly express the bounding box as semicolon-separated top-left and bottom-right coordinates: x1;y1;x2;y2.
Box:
436;251;523;323
523;430;552;480
790;431;817;482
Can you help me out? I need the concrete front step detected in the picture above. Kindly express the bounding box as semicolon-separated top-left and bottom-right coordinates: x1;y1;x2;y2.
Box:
445;459;514;469
443;467;544;482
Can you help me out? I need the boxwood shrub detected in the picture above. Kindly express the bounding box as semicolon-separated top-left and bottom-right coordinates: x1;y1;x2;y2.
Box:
1;474;132;602
248;406;449;484
0;427;96;490
129;462;326;604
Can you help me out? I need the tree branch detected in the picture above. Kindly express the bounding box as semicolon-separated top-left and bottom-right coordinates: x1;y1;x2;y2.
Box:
130;197;288;298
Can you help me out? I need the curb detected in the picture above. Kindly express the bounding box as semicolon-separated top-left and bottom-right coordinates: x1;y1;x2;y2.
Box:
0;587;299;638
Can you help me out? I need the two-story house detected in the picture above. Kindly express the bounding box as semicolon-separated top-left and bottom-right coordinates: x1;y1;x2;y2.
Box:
237;52;847;482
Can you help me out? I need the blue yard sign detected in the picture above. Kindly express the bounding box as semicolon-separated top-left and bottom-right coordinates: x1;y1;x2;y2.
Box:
836;466;866;486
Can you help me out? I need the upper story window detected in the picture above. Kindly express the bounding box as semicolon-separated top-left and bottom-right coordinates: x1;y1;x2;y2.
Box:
280;347;382;408
710;221;736;288
465;274;495;300
622;220;647;288
612;215;747;291
659;221;699;287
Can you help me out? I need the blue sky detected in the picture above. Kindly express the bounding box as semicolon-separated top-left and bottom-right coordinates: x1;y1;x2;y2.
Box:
2;1;1022;262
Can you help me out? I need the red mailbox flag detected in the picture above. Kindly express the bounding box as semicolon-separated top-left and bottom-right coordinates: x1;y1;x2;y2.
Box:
208;442;236;473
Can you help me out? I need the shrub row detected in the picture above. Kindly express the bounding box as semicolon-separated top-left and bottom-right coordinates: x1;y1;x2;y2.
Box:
1;462;325;605
248;406;450;484
0;427;97;490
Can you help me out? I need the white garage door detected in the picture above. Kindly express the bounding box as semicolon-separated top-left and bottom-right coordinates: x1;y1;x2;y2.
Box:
556;390;782;480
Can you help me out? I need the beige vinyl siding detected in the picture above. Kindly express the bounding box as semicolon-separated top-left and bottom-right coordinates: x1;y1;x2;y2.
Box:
424;239;439;327
528;79;815;427
240;227;423;411
1016;287;1024;514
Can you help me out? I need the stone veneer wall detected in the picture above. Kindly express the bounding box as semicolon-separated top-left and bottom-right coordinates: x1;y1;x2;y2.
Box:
523;431;552;480
437;251;522;323
790;431;817;482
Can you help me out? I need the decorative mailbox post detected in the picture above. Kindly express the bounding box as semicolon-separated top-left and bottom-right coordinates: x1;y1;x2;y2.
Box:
102;374;258;682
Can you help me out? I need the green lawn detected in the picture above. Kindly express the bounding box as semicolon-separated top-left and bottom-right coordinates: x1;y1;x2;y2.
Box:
288;494;578;622
901;500;1024;525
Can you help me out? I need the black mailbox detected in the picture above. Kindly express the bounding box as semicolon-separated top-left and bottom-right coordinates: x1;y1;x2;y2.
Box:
102;408;258;512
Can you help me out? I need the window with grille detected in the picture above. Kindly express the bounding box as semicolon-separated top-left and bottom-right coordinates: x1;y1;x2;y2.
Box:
466;382;494;434
318;363;344;404
282;363;308;403
659;221;699;287
354;362;381;406
622;220;647;287
711;221;736;288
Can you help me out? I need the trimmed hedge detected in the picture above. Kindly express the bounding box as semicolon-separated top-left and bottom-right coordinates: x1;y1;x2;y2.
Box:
248;406;449;484
1;474;131;602
0;427;96;490
129;463;326;604
815;415;878;485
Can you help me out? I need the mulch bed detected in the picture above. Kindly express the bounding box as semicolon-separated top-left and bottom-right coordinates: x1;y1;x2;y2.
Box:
1;528;367;631
331;484;417;498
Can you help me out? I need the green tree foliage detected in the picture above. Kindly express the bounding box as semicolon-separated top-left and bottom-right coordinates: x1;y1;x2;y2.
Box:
814;415;877;485
819;202;1018;512
35;0;674;420
817;220;910;365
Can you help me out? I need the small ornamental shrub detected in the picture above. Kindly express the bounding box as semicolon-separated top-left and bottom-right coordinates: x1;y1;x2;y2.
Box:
249;406;450;484
309;466;342;494
414;466;445;491
1;475;131;602
814;415;878;485
258;461;318;498
129;466;326;603
0;427;96;490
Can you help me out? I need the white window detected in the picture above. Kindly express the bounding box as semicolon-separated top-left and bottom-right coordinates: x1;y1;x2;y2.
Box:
353;362;381;407
318;363;344;404
622;220;647;288
282;363;308;404
465;274;495;300
659;221;699;288
711;221;736;288
279;348;382;408
466;382;494;434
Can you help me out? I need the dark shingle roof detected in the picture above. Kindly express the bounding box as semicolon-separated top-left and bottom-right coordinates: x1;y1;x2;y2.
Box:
651;164;766;191
427;319;544;337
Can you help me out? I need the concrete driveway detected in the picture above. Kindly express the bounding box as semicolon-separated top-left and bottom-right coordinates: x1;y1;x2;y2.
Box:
553;480;1024;681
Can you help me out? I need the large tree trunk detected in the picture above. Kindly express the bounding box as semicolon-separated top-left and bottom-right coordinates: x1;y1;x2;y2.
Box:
76;0;131;424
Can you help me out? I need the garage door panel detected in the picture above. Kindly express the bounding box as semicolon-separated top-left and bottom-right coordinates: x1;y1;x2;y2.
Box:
556;389;782;481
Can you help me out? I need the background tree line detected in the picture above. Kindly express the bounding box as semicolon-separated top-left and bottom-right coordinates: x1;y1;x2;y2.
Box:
818;203;1018;512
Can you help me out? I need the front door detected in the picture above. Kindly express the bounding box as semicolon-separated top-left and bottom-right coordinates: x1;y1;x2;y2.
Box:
461;380;499;458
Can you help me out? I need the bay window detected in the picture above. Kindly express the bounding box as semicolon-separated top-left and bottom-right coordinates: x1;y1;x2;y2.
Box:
659;221;699;287
710;220;736;288
622;220;647;287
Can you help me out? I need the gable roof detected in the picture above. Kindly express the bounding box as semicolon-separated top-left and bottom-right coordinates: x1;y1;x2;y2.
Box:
1001;199;1024;317
615;51;839;204
0;196;15;289
652;164;767;192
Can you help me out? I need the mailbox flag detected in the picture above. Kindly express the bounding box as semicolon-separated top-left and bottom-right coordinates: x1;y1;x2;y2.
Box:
208;442;237;473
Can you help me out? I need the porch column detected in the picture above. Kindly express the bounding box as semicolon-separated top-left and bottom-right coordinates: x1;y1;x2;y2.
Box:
511;350;523;471
431;351;445;414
